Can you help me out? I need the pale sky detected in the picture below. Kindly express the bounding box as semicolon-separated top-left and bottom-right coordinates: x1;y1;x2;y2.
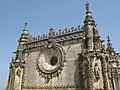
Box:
0;0;120;89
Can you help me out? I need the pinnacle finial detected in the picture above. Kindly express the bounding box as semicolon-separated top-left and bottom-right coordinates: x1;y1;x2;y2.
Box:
22;22;28;34
107;33;114;53
107;33;111;43
84;1;94;25
18;22;29;44
85;0;91;13
23;22;28;31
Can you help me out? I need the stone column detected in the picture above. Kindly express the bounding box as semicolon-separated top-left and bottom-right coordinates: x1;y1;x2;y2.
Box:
87;58;93;90
100;56;110;90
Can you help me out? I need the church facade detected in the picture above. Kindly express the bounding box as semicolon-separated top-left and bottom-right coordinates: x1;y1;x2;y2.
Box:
6;3;120;90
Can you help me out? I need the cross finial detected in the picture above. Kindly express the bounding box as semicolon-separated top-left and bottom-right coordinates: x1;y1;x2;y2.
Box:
107;33;111;42
85;0;90;13
24;22;28;31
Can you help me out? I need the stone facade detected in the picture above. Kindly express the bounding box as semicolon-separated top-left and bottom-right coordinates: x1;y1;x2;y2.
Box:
6;2;120;90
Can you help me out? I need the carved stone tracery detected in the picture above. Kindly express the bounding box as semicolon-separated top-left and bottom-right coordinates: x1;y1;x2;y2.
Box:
35;42;66;82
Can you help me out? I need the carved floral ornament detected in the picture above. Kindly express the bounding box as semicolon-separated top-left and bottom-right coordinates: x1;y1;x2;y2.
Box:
36;42;66;80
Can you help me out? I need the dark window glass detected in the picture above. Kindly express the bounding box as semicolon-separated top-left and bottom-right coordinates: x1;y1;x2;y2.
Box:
50;56;58;66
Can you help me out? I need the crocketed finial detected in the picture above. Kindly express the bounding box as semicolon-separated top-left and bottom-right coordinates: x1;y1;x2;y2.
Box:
107;33;114;54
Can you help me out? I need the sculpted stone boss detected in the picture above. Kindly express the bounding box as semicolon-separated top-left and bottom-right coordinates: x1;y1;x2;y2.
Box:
6;2;120;90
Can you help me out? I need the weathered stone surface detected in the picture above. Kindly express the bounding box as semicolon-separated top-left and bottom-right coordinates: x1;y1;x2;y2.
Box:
6;2;120;90
23;43;82;87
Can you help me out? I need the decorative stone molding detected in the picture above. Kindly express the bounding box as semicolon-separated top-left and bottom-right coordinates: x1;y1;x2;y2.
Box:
23;30;84;50
23;84;77;89
21;67;25;89
26;26;83;43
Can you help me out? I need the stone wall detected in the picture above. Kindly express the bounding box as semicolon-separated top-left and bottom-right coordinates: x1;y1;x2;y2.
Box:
22;39;83;90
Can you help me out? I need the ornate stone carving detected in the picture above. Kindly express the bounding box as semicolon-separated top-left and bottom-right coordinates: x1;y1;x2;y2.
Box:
94;63;100;81
23;84;76;89
6;2;120;90
16;68;21;77
36;42;66;82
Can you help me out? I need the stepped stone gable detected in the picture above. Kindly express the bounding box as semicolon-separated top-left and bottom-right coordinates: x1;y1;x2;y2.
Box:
6;2;120;90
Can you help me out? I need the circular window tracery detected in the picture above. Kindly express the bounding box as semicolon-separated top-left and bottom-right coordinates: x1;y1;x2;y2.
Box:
36;43;66;79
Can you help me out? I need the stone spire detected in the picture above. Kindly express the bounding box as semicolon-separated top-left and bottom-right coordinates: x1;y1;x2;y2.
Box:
84;2;95;26
84;2;101;52
86;1;91;13
107;34;114;54
18;22;29;44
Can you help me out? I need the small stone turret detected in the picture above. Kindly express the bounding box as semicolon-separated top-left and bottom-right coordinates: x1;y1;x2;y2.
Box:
84;2;102;52
18;22;29;44
84;2;95;52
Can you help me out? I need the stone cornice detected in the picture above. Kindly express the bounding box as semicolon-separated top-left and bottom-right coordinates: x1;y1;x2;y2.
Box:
25;29;84;45
22;31;84;53
23;84;77;89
